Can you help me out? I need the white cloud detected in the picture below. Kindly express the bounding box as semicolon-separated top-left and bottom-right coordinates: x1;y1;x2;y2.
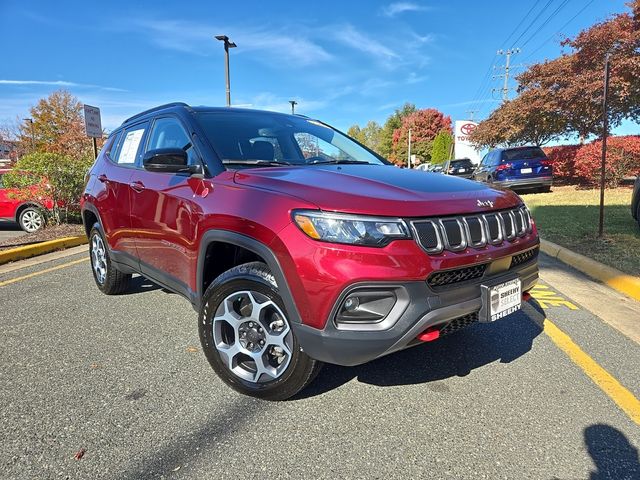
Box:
381;2;429;17
0;80;126;91
333;24;399;60
135;20;332;66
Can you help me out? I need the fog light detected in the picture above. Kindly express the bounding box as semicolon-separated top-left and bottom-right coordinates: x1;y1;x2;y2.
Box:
336;289;397;324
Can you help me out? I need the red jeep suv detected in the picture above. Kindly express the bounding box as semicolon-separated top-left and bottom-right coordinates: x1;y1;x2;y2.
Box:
81;103;539;400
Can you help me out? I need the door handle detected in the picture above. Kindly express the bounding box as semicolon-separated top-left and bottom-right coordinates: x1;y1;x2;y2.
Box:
97;174;109;183
130;181;145;193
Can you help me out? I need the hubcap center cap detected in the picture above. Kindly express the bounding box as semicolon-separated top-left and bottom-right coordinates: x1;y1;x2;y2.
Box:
238;322;265;351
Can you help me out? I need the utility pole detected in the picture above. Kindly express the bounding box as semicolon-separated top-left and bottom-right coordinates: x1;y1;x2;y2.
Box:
598;53;611;238
215;35;237;106
289;100;298;114
465;110;478;121
407;128;412;169
493;49;520;102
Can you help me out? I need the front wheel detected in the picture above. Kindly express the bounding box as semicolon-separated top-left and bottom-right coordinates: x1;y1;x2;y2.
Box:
18;207;45;232
199;262;322;401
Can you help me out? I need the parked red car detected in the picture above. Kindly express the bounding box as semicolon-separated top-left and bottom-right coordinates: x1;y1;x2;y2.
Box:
0;168;52;232
82;104;539;400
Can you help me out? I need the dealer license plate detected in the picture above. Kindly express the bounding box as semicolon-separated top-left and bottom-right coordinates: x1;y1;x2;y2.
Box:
459;168;466;172
484;278;521;322
520;167;532;174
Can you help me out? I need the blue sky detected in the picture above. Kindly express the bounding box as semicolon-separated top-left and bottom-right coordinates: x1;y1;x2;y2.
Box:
1;0;637;138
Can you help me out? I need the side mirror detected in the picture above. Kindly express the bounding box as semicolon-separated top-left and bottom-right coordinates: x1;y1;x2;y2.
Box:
143;148;200;174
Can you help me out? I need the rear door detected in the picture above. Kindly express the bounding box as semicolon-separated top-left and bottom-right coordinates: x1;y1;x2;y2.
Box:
0;172;13;218
129;115;205;297
92;123;148;261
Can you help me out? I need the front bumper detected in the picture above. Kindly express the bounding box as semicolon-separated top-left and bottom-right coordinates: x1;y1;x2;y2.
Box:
293;253;538;366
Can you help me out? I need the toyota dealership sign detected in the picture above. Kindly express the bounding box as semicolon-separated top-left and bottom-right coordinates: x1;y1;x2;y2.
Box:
454;120;481;164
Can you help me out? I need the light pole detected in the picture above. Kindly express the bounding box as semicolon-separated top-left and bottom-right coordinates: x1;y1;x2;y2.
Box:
215;35;237;107
289;100;298;114
407;128;412;169
598;53;611;238
22;118;34;151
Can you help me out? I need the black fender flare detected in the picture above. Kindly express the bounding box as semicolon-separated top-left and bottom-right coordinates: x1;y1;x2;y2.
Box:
15;202;46;223
197;230;302;324
81;203;104;237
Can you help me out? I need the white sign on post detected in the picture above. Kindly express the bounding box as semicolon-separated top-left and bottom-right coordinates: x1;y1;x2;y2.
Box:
83;104;102;138
454;120;481;164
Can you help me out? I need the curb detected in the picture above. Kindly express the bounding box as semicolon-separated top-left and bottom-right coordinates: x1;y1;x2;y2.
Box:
0;236;88;266
540;239;640;302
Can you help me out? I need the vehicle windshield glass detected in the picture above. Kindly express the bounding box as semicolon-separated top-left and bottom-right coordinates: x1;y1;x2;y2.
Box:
502;147;546;161
195;111;387;167
451;159;472;167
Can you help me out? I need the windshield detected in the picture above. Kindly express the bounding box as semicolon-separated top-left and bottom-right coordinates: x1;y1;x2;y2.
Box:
502;147;546;161
195;111;387;167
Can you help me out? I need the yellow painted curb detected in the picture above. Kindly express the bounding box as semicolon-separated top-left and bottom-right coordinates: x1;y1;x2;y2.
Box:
540;239;640;302
0;236;88;265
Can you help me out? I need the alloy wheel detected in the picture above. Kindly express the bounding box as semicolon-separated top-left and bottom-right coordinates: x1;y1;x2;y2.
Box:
21;210;43;232
90;234;107;285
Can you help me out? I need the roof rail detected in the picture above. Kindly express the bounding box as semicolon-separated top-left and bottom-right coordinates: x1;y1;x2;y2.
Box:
123;102;190;124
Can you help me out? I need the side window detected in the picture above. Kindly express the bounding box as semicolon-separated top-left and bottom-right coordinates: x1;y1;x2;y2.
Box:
480;154;488;167
112;124;148;165
103;131;122;162
0;173;4;189
147;117;199;166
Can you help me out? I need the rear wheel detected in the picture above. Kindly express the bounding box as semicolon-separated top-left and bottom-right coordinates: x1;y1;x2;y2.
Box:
89;225;131;294
539;185;552;193
18;207;44;233
199;262;322;401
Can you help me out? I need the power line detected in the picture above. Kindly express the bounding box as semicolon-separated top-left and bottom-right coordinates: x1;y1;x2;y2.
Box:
500;0;541;48
522;0;596;61
510;0;555;49
519;0;572;50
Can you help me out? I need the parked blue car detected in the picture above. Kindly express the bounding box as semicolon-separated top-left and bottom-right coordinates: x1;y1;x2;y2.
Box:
473;146;553;192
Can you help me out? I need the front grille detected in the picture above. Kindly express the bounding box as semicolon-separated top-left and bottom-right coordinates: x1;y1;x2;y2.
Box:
510;247;539;268
412;205;533;255
427;263;487;288
440;311;479;336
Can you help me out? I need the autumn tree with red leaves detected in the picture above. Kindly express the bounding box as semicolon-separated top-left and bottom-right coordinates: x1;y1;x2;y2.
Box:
471;0;640;149
390;108;452;164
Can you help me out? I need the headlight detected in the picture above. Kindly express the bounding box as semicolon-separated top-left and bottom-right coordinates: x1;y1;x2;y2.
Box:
292;210;410;246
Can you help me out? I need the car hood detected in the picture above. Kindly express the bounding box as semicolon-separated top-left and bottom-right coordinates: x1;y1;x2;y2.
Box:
233;164;521;217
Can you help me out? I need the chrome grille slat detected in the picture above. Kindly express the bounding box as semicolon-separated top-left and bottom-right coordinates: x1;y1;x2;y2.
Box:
412;206;533;254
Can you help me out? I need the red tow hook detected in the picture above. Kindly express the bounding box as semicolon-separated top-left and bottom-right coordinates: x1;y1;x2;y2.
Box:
417;326;440;342
522;292;532;302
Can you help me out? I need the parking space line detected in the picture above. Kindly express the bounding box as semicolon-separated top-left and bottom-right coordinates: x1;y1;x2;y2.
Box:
544;318;640;425
0;258;88;288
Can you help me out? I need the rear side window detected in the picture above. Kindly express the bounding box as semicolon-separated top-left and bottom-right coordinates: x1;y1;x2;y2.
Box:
103;131;122;161
112;124;148;165
502;147;546;161
0;174;4;189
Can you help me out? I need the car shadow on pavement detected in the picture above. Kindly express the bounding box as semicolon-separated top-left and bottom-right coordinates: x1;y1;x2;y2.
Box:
294;300;545;400
584;424;640;479
119;275;164;296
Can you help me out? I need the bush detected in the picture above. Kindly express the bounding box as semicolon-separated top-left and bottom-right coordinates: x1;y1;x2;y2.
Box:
3;152;93;224
543;144;580;179
573;135;640;186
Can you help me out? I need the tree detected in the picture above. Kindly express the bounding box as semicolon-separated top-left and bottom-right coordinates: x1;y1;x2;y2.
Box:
379;103;417;159
347;124;365;144
17;89;102;159
390;108;452;164
430;129;454;164
471;0;640;148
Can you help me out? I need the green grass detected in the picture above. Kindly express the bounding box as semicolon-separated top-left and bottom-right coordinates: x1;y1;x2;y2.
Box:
521;186;640;277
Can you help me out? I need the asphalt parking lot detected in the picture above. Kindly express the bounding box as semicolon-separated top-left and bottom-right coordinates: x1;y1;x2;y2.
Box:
1;248;639;479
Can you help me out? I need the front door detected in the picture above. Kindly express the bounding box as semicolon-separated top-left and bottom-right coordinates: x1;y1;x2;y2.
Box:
129;116;205;298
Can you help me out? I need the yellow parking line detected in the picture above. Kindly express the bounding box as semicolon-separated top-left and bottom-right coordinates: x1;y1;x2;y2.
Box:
0;258;88;288
544;318;640;425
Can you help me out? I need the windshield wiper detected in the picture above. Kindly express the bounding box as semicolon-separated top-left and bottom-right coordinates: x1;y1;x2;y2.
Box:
307;159;373;165
222;159;292;167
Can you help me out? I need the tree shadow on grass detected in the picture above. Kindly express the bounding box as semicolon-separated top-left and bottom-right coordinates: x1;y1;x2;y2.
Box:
293;300;546;400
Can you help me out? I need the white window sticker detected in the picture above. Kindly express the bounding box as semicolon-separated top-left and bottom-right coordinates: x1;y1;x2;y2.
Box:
118;129;145;164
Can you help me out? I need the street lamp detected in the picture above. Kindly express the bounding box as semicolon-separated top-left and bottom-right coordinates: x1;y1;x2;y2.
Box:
598;53;611;238
289;100;298;114
215;35;237;107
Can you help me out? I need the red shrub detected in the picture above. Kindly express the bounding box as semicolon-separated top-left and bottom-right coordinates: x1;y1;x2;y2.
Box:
573;135;640;186
543;144;580;179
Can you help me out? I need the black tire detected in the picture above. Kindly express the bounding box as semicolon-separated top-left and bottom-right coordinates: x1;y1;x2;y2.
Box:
89;224;131;295
18;206;45;233
539;185;552;193
199;261;322;401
